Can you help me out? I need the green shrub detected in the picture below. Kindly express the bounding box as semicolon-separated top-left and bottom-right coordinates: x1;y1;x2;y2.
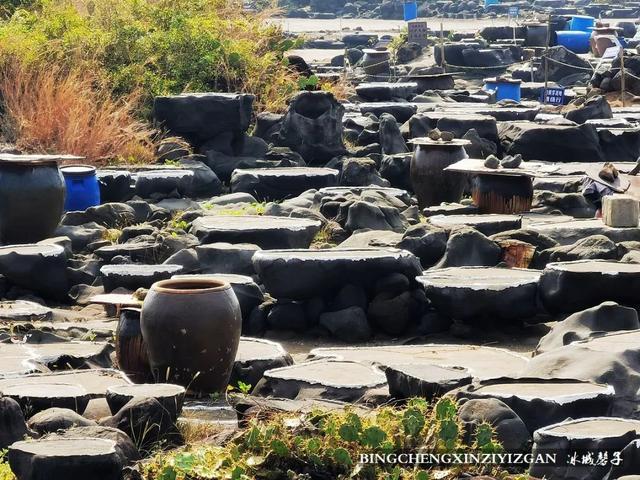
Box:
0;0;301;112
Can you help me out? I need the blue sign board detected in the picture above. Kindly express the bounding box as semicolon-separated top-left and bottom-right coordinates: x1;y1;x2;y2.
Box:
541;87;565;105
508;6;519;18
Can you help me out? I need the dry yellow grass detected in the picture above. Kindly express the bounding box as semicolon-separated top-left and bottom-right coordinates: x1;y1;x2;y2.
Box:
0;60;156;165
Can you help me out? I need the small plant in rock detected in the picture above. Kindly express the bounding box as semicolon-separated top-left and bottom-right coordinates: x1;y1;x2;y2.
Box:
237;381;252;394
168;212;190;232
163;159;182;168
102;228;123;243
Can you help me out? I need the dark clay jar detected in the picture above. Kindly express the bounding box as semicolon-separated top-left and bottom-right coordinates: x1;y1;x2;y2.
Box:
0;157;65;244
410;139;469;209
116;308;153;384
140;278;241;394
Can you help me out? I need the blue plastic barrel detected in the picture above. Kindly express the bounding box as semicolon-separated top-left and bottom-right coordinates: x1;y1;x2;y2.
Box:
61;165;101;212
403;1;417;21
569;15;595;32
556;30;591;53
483;78;522;102
484;0;499;7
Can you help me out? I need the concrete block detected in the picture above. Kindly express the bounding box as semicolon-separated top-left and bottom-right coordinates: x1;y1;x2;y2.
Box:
603;194;640;228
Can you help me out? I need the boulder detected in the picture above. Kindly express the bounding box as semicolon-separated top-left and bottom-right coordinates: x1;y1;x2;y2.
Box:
378;113;408;155
277;91;346;164
153;93;254;148
27;408;96;435
179;158;223;198
0;397;32;449
368;290;415;335
99;397;180;452
253;112;284;142
537;46;593;82
535;235;618;266
340;158;390;187
434;228;502;268
536;301;639;354
319;306;373;342
379;153;412;191
458;398;531;452
564;96;612;125
343;200;404;232
499;122;604;162
532;190;596;218
397;223;448;267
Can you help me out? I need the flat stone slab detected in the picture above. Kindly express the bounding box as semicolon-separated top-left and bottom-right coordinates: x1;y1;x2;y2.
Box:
232;337;293;391
309;344;528;380
540;260;640;313
0;244;69;300
106;383;185;416
520;213;576;226
385;364;472;400
94;242;159;262
0;301;52;322
0;342;113;374
530;417;640;480
230;167;339;201
134;169;194;197
0;369;131;398
252;248;422;299
528;218;640;246
428;214;522;236
417;267;541;320
453;378;615;433
355;82;418;101
89;294;142;309
1;382;90;416
317;186;410;200
254;359;387;401
99;264;184;292
9;437;121;480
191;215;321;249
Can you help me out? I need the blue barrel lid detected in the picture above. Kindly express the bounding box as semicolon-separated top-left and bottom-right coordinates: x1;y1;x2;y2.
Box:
60;164;97;176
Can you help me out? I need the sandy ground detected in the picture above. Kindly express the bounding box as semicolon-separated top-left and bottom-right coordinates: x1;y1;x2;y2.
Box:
271;17;519;34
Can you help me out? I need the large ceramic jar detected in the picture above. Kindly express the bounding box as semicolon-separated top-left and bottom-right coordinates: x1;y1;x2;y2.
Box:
0;156;65;244
361;49;391;76
115;308;153;384
410;138;469;209
140;278;241;394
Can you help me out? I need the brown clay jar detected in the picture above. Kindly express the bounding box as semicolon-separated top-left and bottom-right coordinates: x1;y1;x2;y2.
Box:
140;278;241;394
